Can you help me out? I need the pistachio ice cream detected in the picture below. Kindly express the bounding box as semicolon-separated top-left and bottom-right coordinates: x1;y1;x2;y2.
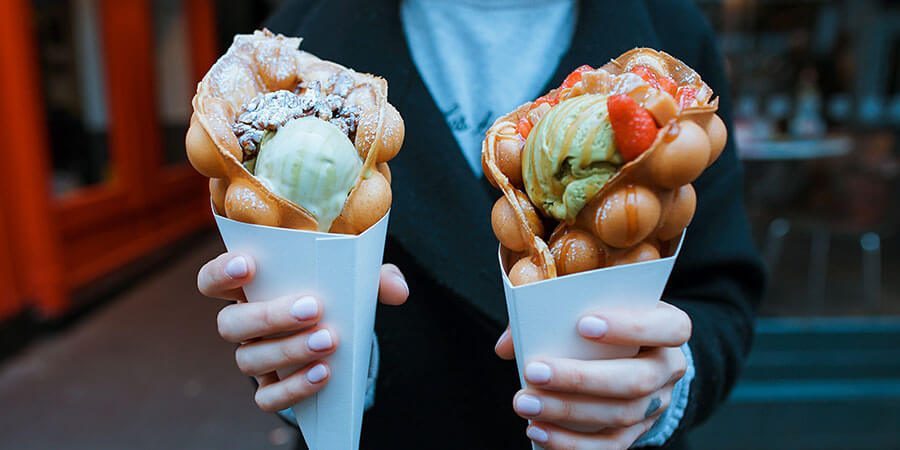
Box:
253;116;363;232
522;94;624;222
228;77;366;232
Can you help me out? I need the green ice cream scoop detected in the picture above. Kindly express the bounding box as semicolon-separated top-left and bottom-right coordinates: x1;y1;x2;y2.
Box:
254;116;363;232
522;94;624;223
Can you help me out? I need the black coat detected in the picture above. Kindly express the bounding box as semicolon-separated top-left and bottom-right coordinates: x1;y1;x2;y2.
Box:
266;1;766;448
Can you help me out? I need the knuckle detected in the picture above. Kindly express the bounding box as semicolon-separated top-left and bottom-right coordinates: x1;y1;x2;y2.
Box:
283;375;311;403
567;365;587;389
279;336;304;365
245;305;264;329
628;371;657;397
262;301;285;331
557;399;574;421
628;321;648;337
609;408;634;428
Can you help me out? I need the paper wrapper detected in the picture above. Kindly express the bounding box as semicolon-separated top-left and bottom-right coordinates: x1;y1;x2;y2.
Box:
215;208;390;450
500;233;684;450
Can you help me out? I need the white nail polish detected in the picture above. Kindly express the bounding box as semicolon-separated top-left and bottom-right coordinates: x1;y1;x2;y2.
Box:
290;296;319;320
306;364;328;383
515;394;542;416
527;426;549;443
307;329;333;352
224;256;248;278
577;315;608;338
525;362;552;384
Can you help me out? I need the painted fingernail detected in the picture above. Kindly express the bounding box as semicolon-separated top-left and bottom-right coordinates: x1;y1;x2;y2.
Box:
527;426;549;444
307;329;333;352
224;256;248;279
391;272;409;297
577;315;608;338
290;296;319;320
524;362;552;384
515;394;542;416
306;364;328;383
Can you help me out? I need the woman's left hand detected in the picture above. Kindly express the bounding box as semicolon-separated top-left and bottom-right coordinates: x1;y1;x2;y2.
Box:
494;301;691;449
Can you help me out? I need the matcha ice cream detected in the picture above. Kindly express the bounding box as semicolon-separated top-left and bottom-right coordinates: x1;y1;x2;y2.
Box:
522;94;624;222
253;116;363;231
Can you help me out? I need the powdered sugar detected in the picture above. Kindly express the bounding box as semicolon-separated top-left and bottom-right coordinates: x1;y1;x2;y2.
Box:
232;74;361;161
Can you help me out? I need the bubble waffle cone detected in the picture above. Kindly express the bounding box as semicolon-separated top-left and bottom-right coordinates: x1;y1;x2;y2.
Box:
483;48;726;285
186;29;404;234
187;30;403;450
483;49;724;450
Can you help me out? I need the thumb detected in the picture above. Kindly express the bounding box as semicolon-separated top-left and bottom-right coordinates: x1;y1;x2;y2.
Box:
378;264;409;305
494;326;515;360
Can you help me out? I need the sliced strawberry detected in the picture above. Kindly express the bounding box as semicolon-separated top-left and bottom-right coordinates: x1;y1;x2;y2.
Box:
517;115;532;138
517;95;559;138
630;65;658;87
675;86;698;109
560;65;594;90
656;75;677;97
532;95;558;110
607;94;660;161
631;65;678;97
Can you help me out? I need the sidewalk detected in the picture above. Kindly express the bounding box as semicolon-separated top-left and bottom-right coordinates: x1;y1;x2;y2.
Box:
0;233;296;450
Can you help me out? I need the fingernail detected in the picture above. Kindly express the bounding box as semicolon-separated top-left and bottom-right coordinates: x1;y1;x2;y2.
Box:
290;296;319;320
515;394;542;416
524;362;552;384
224;256;248;279
306;364;328;383
577;315;608;338
307;329;333;352
391;272;409;297
527;426;549;444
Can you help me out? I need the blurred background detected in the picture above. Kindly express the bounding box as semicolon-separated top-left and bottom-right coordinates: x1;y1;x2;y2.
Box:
0;0;897;449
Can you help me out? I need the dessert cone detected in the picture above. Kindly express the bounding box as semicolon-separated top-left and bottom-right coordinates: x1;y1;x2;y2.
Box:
216;210;389;450
187;30;404;450
500;234;682;450
482;49;725;448
186;30;403;233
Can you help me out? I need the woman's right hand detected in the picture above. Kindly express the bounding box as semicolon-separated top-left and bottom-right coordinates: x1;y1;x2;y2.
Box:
197;252;408;413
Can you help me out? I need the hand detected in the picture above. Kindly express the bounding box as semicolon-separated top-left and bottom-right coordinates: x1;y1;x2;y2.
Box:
494;302;691;449
198;252;409;412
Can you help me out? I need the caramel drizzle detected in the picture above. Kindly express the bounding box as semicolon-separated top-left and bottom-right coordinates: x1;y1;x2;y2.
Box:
561;96;607;173
624;184;638;245
193;31;392;231
559;231;576;275
485;47;719;280
530;95;607;205
484;119;557;278
662;120;680;143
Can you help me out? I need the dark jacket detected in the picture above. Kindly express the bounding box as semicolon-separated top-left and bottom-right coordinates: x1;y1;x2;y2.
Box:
266;1;766;448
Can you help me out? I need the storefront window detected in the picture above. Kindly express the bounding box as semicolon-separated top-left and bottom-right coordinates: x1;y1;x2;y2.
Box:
33;0;111;195
700;0;900;317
